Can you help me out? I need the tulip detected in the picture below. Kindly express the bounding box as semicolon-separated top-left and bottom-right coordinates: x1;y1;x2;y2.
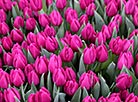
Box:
28;93;35;102
46;0;53;6
28;43;40;59
117;51;134;70
64;80;79;96
116;73;132;90
0;58;2;68
125;0;135;15
10;69;25;87
24;64;34;76
3;52;13;66
133;12;138;26
101;25;111;39
129;29;138;39
82;96;96;102
0;22;9;35
60;46;74;62
70;19;80;32
108;21;119;34
70;35;83;51
30;0;42;11
79;0;94;10
1;36;13;51
96;44;108;62
79;14;88;26
4;88;21;102
112;14;122;26
13;16;24;29
0;91;4;102
0;9;6;22
27;32;37;44
0;69;10;89
38;13;50;27
108;95;121;102
122;39;134;52
119;90;129;101
96;32;106;45
36;32;46;48
64;67;76;81
18;0;29;10
26;18;36;30
83;45;96;65
45;36;58;52
48;54;62;73
56;0;67;10
50;10;62;26
23;7;33;19
10;29;24;43
35;56;49;74
28;70;39;85
86;3;96;16
52;68;66;86
125;93;138;102
0;0;12;11
98;96;108;102
44;25;56;37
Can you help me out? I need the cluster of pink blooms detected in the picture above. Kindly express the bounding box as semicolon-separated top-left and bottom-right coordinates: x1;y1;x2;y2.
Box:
0;0;138;102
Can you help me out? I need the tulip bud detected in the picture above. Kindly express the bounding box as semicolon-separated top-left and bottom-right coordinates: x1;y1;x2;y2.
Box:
38;13;50;27
24;64;34;76
81;23;96;40
36;32;46;48
35;56;49;74
125;0;135;15
0;69;10;88
108;95;121;102
83;45;96;65
28;43;40;59
122;39;134;52
96;44;108;62
28;70;39;85
45;36;58;52
0;0;12;11
1;36;13;51
117;51;134;70
116;73;132;90
0;58;2;68
0;22;9;35
101;25;111;39
108;21;119;34
18;0;29;10
27;32;37;44
4;88;21;102
46;0;53;6
125;93;138;102
44;25;56;37
3;52;13;66
119;90;129;101
52;68;66;86
70;19;80;32
48;54;62;73
28;93;35;102
10;69;25;87
13;16;24;29
112;14;122;26
79;0;94;10
23;7;33;19
98;96;108;102
56;0;67;10
64;67;76;81
10;29;24;43
26;18;36;30
70;35;83;51
79;14;88;26
0;91;4;102
0;9;6;22
135;62;138;77
60;46;74;62
30;0;42;11
133;12;138;26
64;80;79;96
50;10;62;26
82;96;96;102
86;3;96;16
106;1;118;17
96;32;106;45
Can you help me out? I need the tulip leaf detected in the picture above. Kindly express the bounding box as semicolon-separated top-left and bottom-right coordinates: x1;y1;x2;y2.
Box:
47;71;52;94
125;17;135;33
92;82;100;99
20;85;26;101
40;73;45;87
74;0;81;15
54;93;66;102
53;83;58;99
14;96;20;102
25;89;34;99
27;50;35;63
112;27;117;38
71;87;82;102
41;48;51;58
94;11;105;31
56;35;64;50
79;54;86;76
99;74;110;97
133;82;138;95
57;22;64;38
12;6;18;18
42;0;47;13
95;0;104;16
82;87;88;99
31;83;37;93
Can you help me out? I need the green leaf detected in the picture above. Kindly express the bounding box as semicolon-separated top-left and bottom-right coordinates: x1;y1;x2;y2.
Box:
20;85;25;101
12;6;18;18
71;87;82;102
53;84;58;99
47;71;52;94
112;27;117;38
79;54;86;76
95;0;104;16
133;82;138;95
57;22;65;38
125;17;135;33
99;74;110;97
40;73;45;87
25;89;34;100
56;35;64;50
54;93;66;102
82;88;88;99
94;11;105;31
42;0;47;13
41;48;51;58
31;83;37;93
92;82;100;99
74;0;81;15
27;50;35;63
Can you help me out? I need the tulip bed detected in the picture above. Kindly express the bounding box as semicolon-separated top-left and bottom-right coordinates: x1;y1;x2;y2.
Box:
0;0;138;102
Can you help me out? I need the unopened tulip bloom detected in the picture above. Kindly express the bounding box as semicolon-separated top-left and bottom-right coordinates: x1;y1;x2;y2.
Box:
125;0;135;15
23;7;33;19
0;69;10;88
83;45;96;65
18;0;29;10
119;90;129;101
0;58;2;68
117;51;134;70
101;25;111;39
64;80;79;96
44;25;56;37
28;93;35;102
10;29;24;43
0;22;9;35
96;32;106;45
86;3;96;16
98;96;108;102
135;62;138;77
26;18;36;30
36;32;46;48
108;95;121;102
50;10;62;26
116;73;132;90
70;19;80;32
0;0;12;11
10;69;25;87
60;46;74;62
82;96;96;102
113;14;122;26
122;39;134;52
125;93;138;102
28;70;39;85
133;12;138;26
108;21;119;34
46;0;53;6
13;16;24;29
0;91;4;102
52;68;66;86
64;67;76;81
4;88;21;102
30;0;42;11
79;14;88;26
0;9;6;22
79;0;94;10
24;64;34;76
3;52;13;66
38;13;50;27
27;32;37;44
56;0;67;10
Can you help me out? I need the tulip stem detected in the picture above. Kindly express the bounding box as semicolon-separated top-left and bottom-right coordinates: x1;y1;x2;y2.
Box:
86;65;89;71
